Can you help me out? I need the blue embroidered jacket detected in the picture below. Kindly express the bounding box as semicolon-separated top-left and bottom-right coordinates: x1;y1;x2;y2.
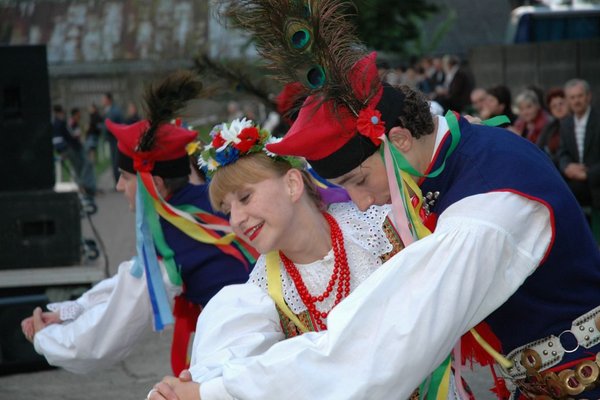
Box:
420;116;600;384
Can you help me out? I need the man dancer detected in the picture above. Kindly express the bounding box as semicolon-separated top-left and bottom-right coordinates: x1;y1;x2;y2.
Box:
23;71;253;376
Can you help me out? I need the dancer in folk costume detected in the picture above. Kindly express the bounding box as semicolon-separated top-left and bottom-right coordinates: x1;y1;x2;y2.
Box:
146;118;466;400
22;71;255;376
152;1;600;399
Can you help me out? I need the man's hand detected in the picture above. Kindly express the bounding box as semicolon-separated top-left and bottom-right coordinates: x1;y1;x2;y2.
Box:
464;115;482;125
21;308;60;343
564;163;588;180
147;371;200;400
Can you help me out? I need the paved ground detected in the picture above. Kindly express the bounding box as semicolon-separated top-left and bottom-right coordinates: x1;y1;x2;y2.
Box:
0;170;495;399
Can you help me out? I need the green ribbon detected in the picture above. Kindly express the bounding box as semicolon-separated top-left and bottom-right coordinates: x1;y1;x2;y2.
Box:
419;355;452;400
383;111;461;179
482;115;510;127
382;111;510;179
140;182;183;286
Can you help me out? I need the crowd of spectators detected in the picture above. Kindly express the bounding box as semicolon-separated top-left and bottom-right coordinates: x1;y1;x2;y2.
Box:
377;56;599;242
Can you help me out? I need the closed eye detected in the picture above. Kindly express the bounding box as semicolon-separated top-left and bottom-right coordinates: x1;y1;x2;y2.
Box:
239;193;251;204
355;176;366;186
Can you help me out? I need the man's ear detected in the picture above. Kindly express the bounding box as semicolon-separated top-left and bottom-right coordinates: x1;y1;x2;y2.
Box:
152;176;168;198
388;126;413;153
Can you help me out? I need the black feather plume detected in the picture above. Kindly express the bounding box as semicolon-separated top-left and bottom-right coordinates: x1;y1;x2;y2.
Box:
219;0;376;116
137;70;203;152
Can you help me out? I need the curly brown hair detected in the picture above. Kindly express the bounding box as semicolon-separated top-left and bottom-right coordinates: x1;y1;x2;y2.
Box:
395;85;434;139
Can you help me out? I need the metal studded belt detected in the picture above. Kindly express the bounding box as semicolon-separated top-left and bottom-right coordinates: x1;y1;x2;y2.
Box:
500;305;600;381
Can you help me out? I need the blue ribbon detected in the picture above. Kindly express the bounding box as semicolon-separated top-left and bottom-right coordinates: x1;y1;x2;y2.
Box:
135;175;174;331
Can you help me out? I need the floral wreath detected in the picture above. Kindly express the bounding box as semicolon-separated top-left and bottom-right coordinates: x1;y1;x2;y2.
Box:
188;118;303;179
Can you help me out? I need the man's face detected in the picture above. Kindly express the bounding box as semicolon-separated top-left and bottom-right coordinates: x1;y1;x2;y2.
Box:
329;152;390;212
116;170;137;211
470;89;487;114
565;83;591;117
101;95;110;108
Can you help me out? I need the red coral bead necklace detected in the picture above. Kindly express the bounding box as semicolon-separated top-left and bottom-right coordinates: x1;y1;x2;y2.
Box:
280;212;350;331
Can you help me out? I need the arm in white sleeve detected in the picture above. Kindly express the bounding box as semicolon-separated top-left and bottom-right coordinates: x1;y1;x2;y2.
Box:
201;191;552;400
190;283;285;386
33;258;181;374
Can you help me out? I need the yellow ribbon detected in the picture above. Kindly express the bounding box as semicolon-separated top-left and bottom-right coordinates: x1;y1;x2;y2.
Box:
266;251;309;333
469;328;514;369
152;197;237;245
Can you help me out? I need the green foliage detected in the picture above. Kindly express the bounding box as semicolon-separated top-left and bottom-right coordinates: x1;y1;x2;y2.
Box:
405;7;457;58
353;0;442;57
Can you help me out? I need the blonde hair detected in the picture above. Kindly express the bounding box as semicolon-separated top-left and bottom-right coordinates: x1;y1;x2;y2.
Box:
209;152;322;212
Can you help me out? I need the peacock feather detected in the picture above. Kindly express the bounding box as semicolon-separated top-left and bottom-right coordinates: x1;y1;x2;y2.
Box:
137;70;203;152
219;0;378;116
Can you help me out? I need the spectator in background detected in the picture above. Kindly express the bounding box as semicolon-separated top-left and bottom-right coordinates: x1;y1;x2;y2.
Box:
526;84;547;112
433;55;475;113
481;85;516;128
124;101;141;124
537;87;569;167
85;103;103;165
469;87;487;118
558;79;600;216
101;92;124;186
427;56;445;93
513;89;550;144
52;105;97;203
415;65;433;96
226;101;244;122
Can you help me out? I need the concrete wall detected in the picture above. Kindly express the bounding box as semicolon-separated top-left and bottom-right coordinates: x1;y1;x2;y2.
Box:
0;0;208;63
0;0;232;124
424;0;512;57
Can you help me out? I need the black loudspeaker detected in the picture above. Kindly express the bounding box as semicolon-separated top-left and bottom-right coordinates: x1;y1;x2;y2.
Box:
0;190;81;269
0;45;54;192
0;293;52;375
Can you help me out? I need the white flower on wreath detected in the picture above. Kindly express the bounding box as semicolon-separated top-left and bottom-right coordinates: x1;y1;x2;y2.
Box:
263;136;283;158
198;154;220;172
216;118;254;151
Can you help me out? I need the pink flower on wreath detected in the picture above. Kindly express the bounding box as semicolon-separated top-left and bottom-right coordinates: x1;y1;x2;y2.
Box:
234;126;260;152
356;107;385;145
212;133;226;149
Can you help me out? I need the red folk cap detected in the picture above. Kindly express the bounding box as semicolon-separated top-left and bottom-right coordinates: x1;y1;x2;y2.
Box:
266;52;406;179
106;119;197;178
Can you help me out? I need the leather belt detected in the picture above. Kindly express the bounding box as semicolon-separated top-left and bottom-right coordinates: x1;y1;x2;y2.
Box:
500;305;600;381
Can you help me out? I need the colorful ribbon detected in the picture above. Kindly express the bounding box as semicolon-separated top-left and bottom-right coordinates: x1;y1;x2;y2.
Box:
138;172;258;272
136;174;174;331
266;251;309;333
382;112;513;399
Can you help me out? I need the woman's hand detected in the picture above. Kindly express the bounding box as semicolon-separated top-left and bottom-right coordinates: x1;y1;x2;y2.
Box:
147;370;200;400
21;307;61;342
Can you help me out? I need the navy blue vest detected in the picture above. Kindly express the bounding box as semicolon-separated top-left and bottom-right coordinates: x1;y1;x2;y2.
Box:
420;117;600;370
160;183;252;306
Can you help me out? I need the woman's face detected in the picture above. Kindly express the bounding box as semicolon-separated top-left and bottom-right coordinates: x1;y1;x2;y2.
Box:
483;94;505;117
517;100;540;123
549;96;569;119
222;174;297;254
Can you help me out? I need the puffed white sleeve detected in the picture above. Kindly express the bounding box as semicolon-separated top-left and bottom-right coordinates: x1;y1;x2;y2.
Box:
33;258;181;374
199;191;553;400
189;262;285;384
